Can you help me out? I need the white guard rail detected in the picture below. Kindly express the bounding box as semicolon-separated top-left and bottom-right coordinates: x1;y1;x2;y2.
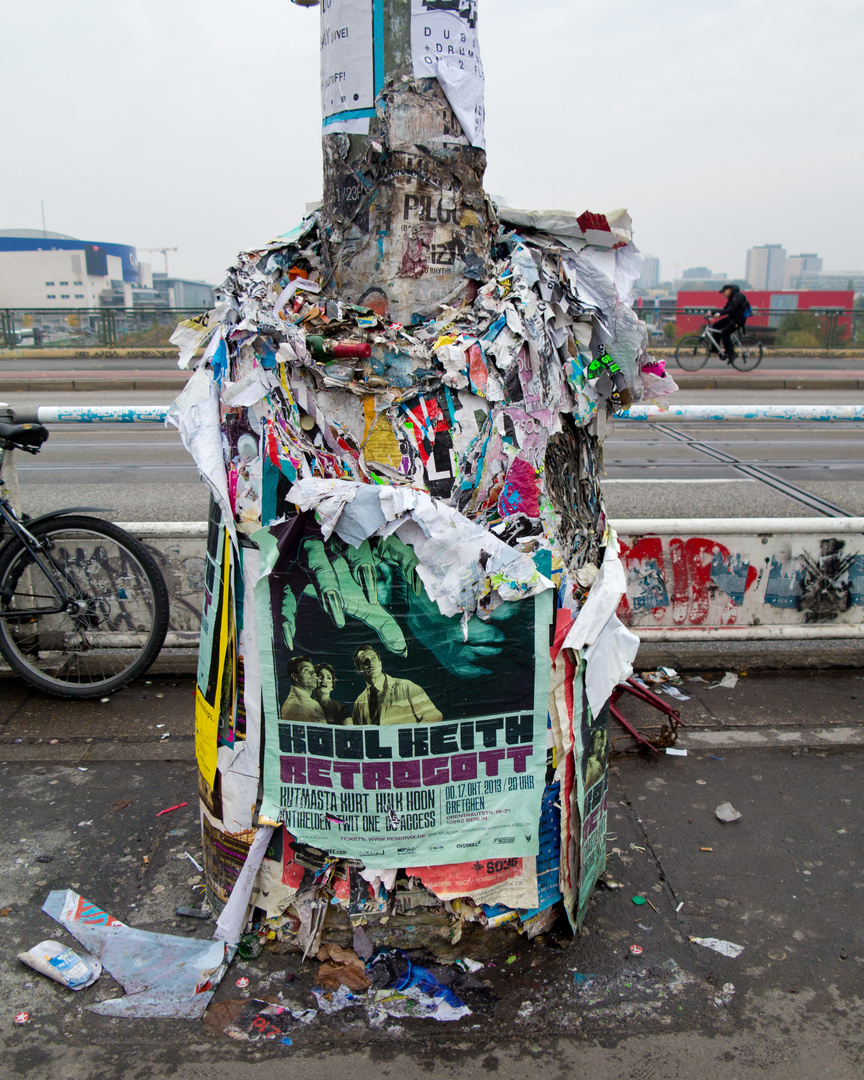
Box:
14;404;864;424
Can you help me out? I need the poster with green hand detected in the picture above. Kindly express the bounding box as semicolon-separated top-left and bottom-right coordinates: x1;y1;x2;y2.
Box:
254;512;551;868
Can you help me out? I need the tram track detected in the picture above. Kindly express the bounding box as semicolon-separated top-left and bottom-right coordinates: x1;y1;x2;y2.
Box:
649;422;854;517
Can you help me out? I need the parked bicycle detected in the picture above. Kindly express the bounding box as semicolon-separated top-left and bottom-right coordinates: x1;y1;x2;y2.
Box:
0;418;169;698
675;317;763;372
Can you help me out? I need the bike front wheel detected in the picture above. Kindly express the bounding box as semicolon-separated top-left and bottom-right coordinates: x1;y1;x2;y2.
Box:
0;515;169;698
674;336;710;371
731;335;763;371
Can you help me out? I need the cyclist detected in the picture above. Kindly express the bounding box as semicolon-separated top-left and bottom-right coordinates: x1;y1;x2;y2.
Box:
711;283;750;363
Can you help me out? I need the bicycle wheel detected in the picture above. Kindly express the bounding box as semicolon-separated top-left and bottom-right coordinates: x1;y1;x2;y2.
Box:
731;335;763;371
0;515;169;698
674;336;710;371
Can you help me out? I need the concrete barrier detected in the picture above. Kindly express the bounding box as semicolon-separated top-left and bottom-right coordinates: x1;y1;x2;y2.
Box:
120;519;864;647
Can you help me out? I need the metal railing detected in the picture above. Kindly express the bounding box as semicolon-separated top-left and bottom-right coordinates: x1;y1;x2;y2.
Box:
635;306;864;349
2;304;862;351
0;307;209;350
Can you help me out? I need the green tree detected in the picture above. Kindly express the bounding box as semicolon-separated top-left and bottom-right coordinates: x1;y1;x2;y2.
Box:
774;312;824;349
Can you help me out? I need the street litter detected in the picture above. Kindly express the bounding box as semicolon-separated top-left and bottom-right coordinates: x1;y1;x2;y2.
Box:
714;982;736;1007
311;985;361;1014
710;672;739;690
630;944;643;955
224;999;296;1045
661;686;691;702
14;1012;29;1024
18;940;101;990
700;847;714;852
184;852;204;872
632;896;647;906
176;906;211;920
315;944;372;992
366;949;471;1022
690;937;745;959
666;747;688;756
715;802;742;823
43;889;232;1019
155;802;188;817
235;976;250;988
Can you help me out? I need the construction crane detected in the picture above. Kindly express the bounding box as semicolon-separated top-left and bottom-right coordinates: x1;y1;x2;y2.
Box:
140;247;178;276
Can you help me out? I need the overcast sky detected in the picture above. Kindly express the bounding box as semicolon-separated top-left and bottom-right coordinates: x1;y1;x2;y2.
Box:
3;0;861;284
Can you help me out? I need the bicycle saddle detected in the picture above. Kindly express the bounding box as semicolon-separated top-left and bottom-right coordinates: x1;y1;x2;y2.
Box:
0;420;50;449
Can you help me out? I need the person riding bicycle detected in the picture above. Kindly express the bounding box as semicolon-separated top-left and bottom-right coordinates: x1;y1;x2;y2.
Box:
711;283;750;363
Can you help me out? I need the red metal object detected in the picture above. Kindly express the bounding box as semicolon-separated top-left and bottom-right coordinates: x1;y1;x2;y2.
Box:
609;678;685;753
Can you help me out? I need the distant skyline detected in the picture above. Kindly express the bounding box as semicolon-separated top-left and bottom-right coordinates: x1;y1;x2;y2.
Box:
3;1;862;285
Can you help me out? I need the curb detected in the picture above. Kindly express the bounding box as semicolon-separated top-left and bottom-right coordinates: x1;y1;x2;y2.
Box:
673;374;864;390
677;726;864;752
0;372;190;392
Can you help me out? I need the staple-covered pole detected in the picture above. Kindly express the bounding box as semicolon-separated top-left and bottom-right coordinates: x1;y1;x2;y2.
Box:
295;0;492;324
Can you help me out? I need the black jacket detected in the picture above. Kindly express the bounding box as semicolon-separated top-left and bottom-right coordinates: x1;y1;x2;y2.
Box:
717;285;749;324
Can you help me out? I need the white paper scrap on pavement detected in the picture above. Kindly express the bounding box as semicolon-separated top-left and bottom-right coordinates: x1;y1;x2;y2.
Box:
42;890;232;1019
690;937;745;959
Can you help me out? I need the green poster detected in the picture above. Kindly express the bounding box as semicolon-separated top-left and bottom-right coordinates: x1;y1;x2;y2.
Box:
255;513;551;868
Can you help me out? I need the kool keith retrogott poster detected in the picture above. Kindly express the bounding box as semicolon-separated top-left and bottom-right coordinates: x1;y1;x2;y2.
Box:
255;513;551;868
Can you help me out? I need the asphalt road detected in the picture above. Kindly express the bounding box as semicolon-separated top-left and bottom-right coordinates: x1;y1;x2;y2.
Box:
4;388;864;522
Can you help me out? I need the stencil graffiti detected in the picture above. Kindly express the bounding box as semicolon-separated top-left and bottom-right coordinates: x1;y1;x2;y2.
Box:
617;533;863;629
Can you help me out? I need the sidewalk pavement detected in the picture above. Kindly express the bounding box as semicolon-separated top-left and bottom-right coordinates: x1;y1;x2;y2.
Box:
1;669;862;1079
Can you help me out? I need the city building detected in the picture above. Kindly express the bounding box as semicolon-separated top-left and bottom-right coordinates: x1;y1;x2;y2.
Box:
799;270;864;292
784;253;822;288
0;230;215;310
0;229;145;308
745;244;787;290
152;273;214;309
635;255;660;291
682;266;712;280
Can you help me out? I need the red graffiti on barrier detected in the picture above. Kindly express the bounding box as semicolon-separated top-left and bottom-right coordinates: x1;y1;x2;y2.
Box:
618;536;758;626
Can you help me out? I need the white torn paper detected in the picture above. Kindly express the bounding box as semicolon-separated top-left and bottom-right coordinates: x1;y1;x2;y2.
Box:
690;937;745;959
43;890;231;1019
710;672;739;690
582;614;639;720
662;685;691;702
166;367;236;548
562;539;627;653
214;825;275;944
411;0;485;150
286;478;552;619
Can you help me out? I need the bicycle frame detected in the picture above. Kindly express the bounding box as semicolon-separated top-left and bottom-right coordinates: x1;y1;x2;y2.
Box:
699;319;741;353
0;496;70;619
